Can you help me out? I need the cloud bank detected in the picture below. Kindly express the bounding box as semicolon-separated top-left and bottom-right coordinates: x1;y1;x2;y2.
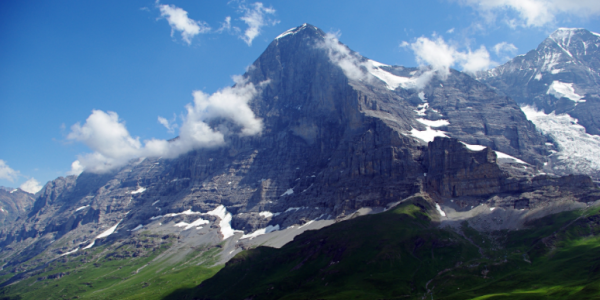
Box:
68;76;264;175
408;36;495;76
318;33;495;90
461;0;600;28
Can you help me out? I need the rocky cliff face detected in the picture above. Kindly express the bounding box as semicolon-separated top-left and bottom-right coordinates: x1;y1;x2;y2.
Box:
0;24;596;282
0;187;35;228
425;137;599;212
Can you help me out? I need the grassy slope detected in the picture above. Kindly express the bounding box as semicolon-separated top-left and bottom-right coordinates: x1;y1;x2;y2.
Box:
170;197;600;300
0;233;223;300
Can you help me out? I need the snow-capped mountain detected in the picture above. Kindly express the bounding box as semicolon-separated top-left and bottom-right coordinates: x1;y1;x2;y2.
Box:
1;25;598;290
479;28;600;179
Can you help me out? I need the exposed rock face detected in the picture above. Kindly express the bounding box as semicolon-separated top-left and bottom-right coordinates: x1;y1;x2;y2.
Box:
0;24;593;281
0;187;35;228
479;28;600;136
425;137;599;211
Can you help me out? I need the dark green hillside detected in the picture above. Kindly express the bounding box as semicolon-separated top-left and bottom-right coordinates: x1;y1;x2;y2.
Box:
170;196;480;299
170;197;600;300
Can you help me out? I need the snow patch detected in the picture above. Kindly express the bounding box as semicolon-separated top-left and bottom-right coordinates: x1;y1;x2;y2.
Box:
259;211;276;218
494;152;529;165
410;126;449;143
435;203;446;217
131;224;143;231
151;200;160;206
534;73;542;81
461;142;487;151
284;207;306;213
82;241;95;249
205;205;241;240
460;142;528;164
281;188;294;196
163;209;202;217
416;118;449;127
96;220;122;239
414;103;429;116
60;248;79;256
367;60;416;90
299;220;315;228
173;216;209;230
75;205;89;212
240;224;280;240
131;187;146;194
275;24;308;40
547;81;585;103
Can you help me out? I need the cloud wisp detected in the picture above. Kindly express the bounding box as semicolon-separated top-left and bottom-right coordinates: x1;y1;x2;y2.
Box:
0;160;43;193
460;0;600;28
158;3;211;45
237;2;278;46
158;115;178;134
0;160;19;182
68;76;265;175
156;2;278;46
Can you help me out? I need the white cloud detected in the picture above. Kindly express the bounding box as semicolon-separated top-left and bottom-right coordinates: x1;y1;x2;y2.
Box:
493;42;518;56
409;36;457;79
158;3;210;44
460;0;600;28
68;76;264;174
0;160;19;182
19;178;42;194
318;33;369;82
217;16;240;34
447;28;455;33
68;160;84;176
405;36;496;80
238;2;278;46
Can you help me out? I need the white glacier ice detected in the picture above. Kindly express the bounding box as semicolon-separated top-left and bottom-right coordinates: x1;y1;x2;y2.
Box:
522;105;600;176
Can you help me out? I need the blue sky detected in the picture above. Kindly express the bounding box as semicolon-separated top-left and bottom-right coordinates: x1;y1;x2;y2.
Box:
1;0;599;192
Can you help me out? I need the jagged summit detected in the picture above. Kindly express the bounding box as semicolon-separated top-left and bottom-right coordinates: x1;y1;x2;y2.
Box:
274;23;324;41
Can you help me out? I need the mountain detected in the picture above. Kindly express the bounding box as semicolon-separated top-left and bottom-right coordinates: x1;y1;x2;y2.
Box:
479;28;600;179
0;24;599;299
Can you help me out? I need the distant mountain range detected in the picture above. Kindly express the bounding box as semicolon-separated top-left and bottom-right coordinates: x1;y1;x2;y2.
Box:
1;25;599;300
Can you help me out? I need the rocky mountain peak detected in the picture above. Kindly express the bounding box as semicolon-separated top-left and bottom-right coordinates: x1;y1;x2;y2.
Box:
274;23;324;41
539;27;600;61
